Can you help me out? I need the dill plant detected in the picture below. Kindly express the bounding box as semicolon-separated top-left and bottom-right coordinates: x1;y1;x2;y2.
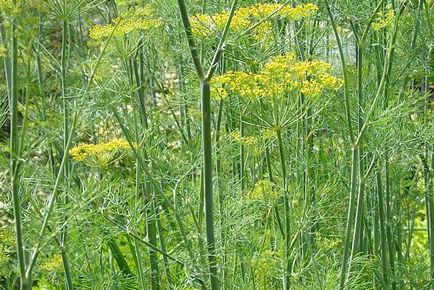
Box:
0;0;433;289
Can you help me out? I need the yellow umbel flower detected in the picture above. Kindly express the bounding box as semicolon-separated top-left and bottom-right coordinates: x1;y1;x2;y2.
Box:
69;138;134;161
212;71;262;99
190;3;318;38
214;53;343;99
230;131;258;146
89;5;162;40
251;250;282;281
0;0;12;13
210;86;229;100
246;179;282;202
315;234;342;251
41;254;62;272
372;4;395;31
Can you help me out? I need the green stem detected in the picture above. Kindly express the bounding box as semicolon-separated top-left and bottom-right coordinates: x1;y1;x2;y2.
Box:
155;202;173;285
9;2;28;288
176;0;204;79
384;157;396;290
324;0;354;144
376;172;389;285
176;1;238;288
147;195;160;290
339;147;359;290
60;18;74;290
201;80;219;289
276;128;291;290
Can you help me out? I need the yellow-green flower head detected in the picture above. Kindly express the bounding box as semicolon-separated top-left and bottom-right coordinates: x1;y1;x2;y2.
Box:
213;71;261;99
89;5;162;40
210;86;229;100
0;0;13;14
252;21;274;43
190;3;318;38
190;11;250;37
280;3;319;20
251;250;282;279
230;131;258;146
263;53;295;74
246;179;282;202
372;4;394;31
261;128;276;140
315;235;342;251
69;138;134;161
41;254;63;272
213;53;342;99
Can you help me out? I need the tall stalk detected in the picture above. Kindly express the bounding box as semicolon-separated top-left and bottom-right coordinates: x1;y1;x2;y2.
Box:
60;18;74;290
176;0;238;288
200;80;218;288
276;127;291;290
324;2;356;288
10;0;28;288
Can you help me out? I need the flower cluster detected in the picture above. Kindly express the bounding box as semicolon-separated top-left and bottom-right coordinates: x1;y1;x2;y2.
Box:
190;3;318;38
0;0;13;13
213;71;261;100
41;254;63;272
315;234;342;251
212;53;343;99
251;250;282;280
69;138;134;161
230;131;258;146
246;179;282;203
89;5;162;40
372;4;395;31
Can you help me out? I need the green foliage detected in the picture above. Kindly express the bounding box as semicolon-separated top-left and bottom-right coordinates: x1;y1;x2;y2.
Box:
1;0;434;289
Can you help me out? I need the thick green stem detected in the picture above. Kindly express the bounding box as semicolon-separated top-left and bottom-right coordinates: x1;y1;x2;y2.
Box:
422;152;434;283
176;0;204;79
201;81;219;289
175;1;238;288
276;128;291;290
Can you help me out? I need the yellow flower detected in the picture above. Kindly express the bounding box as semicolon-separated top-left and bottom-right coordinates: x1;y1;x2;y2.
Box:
190;3;318;38
0;0;13;13
280;3;319;20
41;254;63;272
89;5;162;40
69;138;134;161
372;4;394;31
251;250;282;280
230;131;258;146
261;128;276;140
211;87;229;100
246;179;282;202
315;235;342;250
214;53;342;99
213;71;261;99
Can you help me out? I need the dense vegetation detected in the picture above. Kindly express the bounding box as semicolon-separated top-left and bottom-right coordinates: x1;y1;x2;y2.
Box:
1;0;434;289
